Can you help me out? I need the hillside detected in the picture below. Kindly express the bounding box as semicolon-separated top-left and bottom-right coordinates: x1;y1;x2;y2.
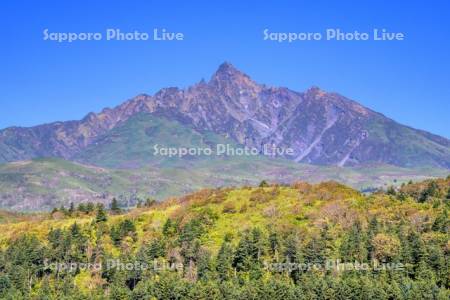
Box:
1;156;447;211
0;63;449;168
0;178;448;299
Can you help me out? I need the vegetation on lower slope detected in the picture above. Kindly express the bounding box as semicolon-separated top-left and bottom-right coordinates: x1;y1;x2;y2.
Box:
73;113;239;169
0;177;448;299
0;156;447;211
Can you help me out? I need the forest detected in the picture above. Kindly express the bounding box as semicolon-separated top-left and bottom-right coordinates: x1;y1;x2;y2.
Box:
0;177;449;299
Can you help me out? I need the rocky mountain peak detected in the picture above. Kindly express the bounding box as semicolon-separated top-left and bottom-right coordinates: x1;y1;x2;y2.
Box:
209;62;260;92
0;63;449;169
305;86;328;99
213;62;242;76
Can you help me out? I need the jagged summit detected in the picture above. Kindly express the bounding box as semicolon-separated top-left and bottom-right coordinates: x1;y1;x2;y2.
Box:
0;63;449;169
210;62;259;91
213;62;242;76
211;62;249;82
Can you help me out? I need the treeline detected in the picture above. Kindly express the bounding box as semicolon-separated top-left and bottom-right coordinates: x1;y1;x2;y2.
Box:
51;197;157;218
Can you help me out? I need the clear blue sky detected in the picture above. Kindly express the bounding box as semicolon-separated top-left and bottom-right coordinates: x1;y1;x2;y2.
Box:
1;0;449;138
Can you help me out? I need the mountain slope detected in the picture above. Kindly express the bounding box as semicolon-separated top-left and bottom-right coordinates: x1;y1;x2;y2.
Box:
0;178;448;298
0;63;449;168
73;113;240;168
0;156;447;211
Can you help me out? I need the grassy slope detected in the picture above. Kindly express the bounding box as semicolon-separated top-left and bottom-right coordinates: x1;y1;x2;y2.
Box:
0;157;447;211
365;116;450;168
0;157;448;211
74;113;240;169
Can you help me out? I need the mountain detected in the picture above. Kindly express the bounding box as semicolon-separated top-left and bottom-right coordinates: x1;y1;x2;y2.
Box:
1;62;449;168
0;178;449;298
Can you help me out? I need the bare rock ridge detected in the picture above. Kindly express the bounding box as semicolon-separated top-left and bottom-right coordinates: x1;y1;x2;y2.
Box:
0;62;449;168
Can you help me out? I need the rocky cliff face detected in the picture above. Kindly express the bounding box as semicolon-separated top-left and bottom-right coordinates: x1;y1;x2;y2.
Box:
1;63;449;168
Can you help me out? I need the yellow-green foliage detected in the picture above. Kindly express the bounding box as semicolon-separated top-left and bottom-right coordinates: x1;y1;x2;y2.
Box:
0;180;446;256
0;178;449;299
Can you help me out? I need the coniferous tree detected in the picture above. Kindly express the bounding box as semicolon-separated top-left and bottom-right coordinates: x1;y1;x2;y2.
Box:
419;181;439;202
216;237;234;281
196;248;213;280
162;218;177;237
268;230;280;258
283;232;302;282
77;202;87;214
387;186;397;196
86;202;95;213
233;231;253;272
145;198;156;207
111;219;137;246
110;198;121;214
145;238;166;260
432;210;449;233
95;203;108;223
0;274;11;297
367;216;380;260
68;202;75;215
340;220;368;262
304;235;326;265
259;180;269;188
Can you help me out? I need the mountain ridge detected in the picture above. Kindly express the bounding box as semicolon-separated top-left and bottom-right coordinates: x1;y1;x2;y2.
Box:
1;62;449;168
